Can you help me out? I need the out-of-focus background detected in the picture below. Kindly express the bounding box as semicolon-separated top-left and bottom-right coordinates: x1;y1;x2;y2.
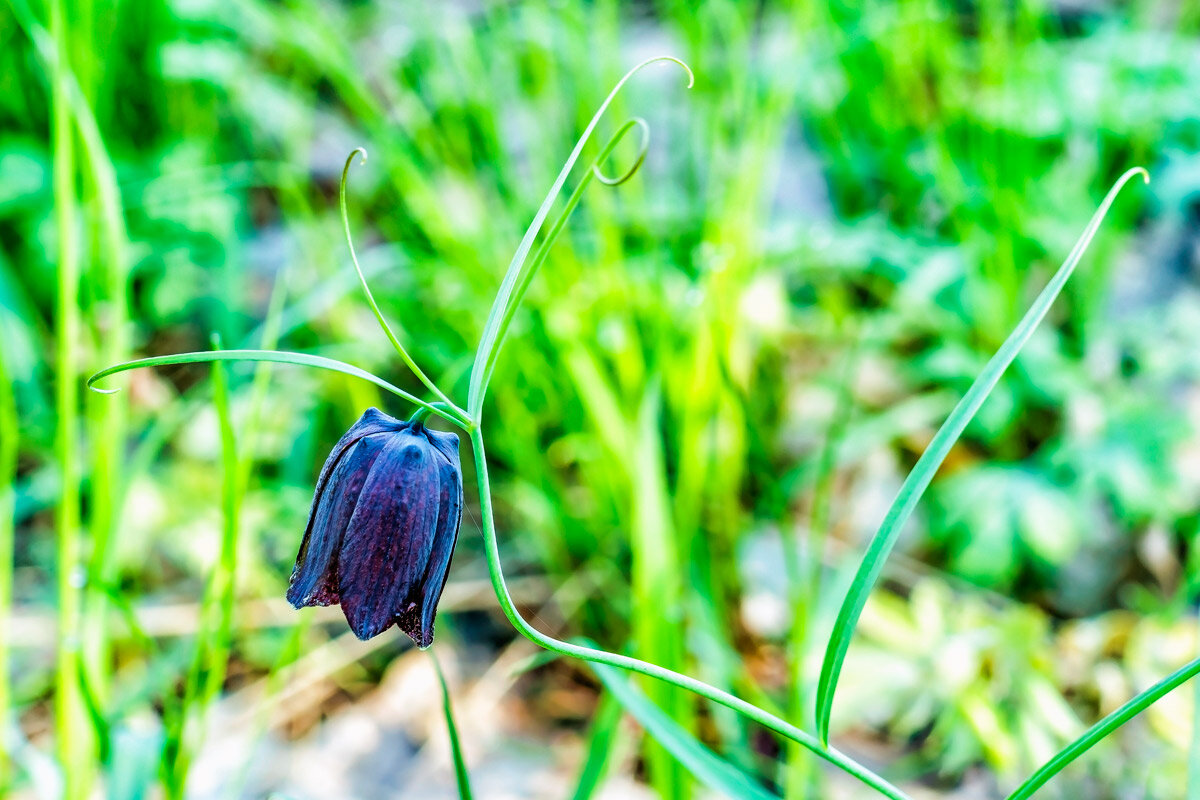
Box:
3;0;1200;798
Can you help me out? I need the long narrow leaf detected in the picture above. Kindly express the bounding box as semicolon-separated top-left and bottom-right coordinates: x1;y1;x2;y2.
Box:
475;118;649;403
0;332;16;791
86;349;458;425
1007;655;1200;799
431;653;473;800
589;660;780;800
337;150;463;419
570;693;623;800
466;56;692;420
813;168;1149;743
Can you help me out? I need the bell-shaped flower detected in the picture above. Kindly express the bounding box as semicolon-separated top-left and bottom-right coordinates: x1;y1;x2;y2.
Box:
287;408;463;647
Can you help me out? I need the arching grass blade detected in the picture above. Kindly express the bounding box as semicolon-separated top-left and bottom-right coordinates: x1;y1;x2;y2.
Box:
589;659;780;800
86;349;459;426
1007;655;1200;799
431;652;473;800
466;56;692;420
813;168;1150;744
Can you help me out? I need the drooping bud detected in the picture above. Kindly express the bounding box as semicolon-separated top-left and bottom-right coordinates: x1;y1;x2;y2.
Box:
287;408;463;647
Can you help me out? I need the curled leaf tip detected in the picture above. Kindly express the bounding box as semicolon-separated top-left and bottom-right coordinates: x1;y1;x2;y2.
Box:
86;372;119;395
594;118;650;187
342;149;368;180
653;55;695;88
1113;166;1149;189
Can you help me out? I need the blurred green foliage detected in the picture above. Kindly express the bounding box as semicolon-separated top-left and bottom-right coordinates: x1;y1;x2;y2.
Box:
3;0;1200;798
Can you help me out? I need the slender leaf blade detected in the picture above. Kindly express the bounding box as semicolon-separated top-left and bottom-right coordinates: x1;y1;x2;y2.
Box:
1008;655;1200;799
466;57;692;420
86;349;456;424
813;168;1149;743
590;660;780;800
431;652;473;800
570;693;623;800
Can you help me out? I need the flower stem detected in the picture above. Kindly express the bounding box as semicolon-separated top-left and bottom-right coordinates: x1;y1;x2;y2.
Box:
50;0;90;792
468;426;911;800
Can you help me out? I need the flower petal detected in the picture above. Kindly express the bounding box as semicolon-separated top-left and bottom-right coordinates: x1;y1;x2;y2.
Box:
422;427;461;467
287;432;390;607
338;431;441;641
404;437;463;648
309;408;404;504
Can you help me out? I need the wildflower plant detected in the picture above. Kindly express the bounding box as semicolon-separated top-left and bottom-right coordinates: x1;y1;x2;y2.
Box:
88;57;1197;798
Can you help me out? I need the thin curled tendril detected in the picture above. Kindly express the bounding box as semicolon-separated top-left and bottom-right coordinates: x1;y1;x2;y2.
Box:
593;117;649;186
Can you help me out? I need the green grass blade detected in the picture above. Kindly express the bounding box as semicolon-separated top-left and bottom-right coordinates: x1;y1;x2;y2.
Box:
813;167;1150;744
466;56;692;420
589;659;780;800
163;342;241;797
1007;655;1200;799
86;349;460;426
431;652;473;800
1190;624;1200;800
0;347;17;792
48;0;90;791
570;693;623;800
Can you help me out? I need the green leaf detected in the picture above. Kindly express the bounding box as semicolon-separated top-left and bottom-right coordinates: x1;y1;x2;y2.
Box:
813;167;1149;744
431;652;474;800
589;660;780;800
86;349;460;426
337;149;466;423
570;693;623;800
1007;655;1200;799
466;56;692;420
474;118;650;410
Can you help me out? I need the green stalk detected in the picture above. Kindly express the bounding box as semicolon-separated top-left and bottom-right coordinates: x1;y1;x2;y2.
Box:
49;0;90;794
468;425;912;800
80;33;130;777
0;346;17;792
164;352;240;799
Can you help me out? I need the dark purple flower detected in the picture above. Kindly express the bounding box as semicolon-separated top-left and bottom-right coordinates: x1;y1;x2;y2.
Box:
287;407;463;647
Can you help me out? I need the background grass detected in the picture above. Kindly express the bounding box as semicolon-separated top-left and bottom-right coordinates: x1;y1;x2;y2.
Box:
3;0;1200;797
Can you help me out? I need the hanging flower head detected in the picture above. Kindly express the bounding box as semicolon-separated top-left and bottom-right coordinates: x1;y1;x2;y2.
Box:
287;407;463;647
